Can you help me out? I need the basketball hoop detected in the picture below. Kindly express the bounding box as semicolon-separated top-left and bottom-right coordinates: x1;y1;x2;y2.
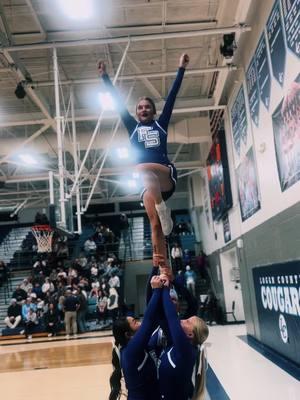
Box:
31;225;54;253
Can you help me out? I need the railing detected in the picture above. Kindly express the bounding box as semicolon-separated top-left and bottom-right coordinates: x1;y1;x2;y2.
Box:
0;266;12;304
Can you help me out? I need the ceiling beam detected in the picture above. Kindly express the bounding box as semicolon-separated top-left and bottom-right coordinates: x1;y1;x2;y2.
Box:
31;65;238;88
0;124;51;164
3;25;251;53
24;0;47;40
0;102;224;128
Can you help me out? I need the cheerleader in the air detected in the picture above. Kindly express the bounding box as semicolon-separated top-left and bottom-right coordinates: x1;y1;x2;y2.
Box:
98;53;189;267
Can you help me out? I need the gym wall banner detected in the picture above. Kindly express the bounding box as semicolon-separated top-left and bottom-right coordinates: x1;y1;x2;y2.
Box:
272;74;300;192
252;261;300;366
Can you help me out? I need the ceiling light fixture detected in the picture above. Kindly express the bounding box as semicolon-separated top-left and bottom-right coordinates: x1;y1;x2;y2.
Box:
60;0;94;20
18;154;38;165
99;92;116;111
127;179;137;188
117;147;129;159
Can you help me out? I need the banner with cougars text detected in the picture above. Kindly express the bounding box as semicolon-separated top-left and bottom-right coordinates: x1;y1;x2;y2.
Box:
252;261;300;366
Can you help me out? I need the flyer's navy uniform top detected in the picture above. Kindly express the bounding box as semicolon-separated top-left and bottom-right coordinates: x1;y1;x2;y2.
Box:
102;67;185;166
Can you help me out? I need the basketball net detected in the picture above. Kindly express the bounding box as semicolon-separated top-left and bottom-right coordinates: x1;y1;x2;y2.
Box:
31;225;54;253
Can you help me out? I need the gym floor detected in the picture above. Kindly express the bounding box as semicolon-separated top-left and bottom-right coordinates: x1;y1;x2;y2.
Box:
0;325;299;400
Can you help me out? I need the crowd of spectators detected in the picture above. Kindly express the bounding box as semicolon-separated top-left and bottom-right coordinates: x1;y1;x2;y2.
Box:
2;214;217;338
3;220;127;340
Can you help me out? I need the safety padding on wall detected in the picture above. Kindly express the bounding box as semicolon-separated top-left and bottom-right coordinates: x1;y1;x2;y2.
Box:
252;261;300;366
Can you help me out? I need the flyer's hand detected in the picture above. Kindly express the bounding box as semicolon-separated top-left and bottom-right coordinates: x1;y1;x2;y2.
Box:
179;53;190;68
97;61;107;77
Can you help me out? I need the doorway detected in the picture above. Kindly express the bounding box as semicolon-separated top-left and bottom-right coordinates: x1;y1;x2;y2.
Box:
220;247;245;322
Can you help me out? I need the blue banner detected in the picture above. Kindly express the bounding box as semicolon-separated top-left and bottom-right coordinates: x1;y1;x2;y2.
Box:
255;34;271;109
231;86;248;156
246;57;260;127
266;0;286;86
272;74;300;191
222;214;231;243
281;0;300;58
230;96;241;156
236;147;260;221
253;261;300;366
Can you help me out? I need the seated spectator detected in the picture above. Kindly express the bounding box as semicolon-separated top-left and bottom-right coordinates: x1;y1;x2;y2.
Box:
44;303;59;337
24;308;39;340
12;284;27;302
78;254;88;268
184;265;196;296
100;277;109;294
49;268;58;283
72;259;83;275
84;237;97;255
67;267;78;285
20;278;32;293
78;276;90;292
22;297;37;321
4;299;22;330
36;299;46;319
57;268;67;280
42;278;55;295
89;282;100;298
90;263;99;279
32;282;43;299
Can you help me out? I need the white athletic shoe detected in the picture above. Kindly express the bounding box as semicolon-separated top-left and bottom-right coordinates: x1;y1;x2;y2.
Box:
155;201;173;236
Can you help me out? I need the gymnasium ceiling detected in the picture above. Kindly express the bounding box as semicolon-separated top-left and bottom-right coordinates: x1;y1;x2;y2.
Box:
0;0;253;215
